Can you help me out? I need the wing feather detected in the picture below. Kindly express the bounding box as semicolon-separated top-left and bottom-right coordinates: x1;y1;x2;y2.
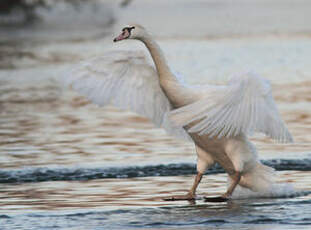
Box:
63;50;190;141
170;72;293;142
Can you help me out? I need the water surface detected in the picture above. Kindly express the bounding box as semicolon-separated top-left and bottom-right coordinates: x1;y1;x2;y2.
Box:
0;0;311;229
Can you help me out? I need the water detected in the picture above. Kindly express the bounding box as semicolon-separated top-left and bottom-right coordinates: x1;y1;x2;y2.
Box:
0;0;311;229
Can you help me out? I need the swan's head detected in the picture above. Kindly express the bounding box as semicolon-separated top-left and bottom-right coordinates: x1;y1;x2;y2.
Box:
113;24;145;42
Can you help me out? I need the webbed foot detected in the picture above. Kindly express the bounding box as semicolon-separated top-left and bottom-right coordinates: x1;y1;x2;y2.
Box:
163;193;196;201
203;195;229;202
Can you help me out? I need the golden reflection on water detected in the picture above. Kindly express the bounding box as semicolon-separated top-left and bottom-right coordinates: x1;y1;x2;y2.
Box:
0;171;310;213
0;77;310;169
0;79;197;169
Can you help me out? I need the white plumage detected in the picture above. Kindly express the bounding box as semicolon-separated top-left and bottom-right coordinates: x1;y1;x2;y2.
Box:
170;72;293;142
65;50;190;140
63;24;293;200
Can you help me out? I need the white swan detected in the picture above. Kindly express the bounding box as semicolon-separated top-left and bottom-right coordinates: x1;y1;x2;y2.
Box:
64;24;293;200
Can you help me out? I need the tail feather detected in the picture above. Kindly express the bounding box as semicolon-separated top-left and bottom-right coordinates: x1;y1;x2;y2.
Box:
239;162;276;192
230;162;295;198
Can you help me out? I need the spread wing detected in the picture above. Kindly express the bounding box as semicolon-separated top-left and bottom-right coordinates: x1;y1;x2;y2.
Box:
62;50;190;140
169;72;293;143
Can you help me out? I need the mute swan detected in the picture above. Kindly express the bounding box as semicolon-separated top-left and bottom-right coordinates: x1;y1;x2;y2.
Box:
65;24;293;200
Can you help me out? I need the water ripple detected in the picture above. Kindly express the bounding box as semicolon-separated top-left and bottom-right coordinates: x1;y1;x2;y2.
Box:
3;201;311;229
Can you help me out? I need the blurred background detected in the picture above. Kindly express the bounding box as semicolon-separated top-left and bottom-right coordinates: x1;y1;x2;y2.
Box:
0;0;311;229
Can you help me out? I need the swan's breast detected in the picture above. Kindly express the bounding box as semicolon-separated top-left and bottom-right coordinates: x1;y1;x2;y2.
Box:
190;133;236;175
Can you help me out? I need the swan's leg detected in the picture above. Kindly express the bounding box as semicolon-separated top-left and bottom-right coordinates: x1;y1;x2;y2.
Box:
188;171;203;197
165;172;203;201
165;146;214;201
222;171;241;199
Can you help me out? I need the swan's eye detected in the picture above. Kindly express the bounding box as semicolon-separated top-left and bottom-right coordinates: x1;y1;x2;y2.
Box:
122;26;135;33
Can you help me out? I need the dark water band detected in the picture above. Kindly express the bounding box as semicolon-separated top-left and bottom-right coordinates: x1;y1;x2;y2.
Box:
0;158;310;184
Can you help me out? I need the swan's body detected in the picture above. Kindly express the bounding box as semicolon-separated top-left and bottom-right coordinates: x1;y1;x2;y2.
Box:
65;25;293;199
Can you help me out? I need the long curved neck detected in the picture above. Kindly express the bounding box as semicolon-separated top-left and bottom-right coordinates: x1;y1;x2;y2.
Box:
138;34;187;107
139;34;176;84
